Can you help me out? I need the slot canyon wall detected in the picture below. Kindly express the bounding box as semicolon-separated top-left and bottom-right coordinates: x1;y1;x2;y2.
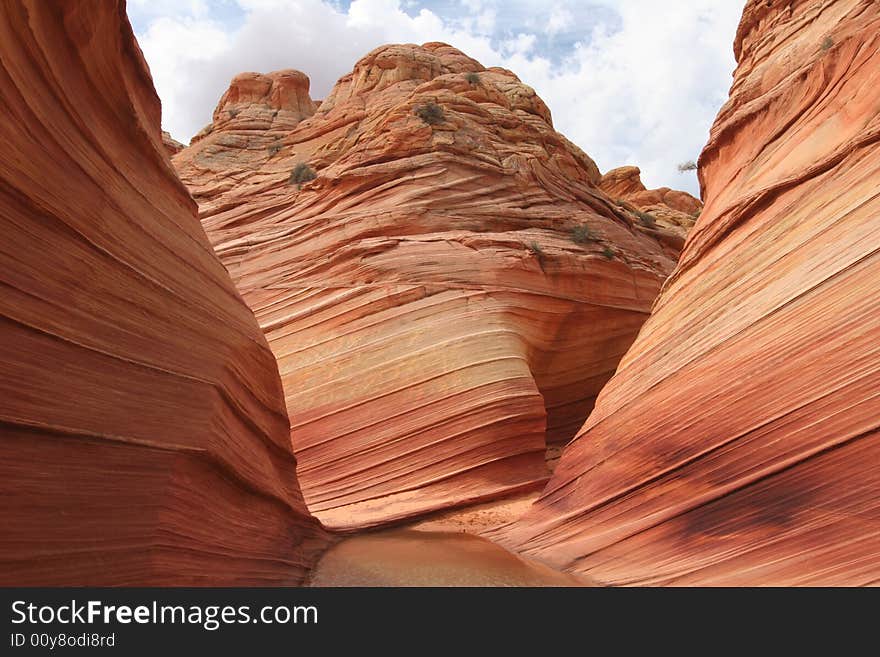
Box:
502;0;880;586
173;45;699;530
0;0;327;585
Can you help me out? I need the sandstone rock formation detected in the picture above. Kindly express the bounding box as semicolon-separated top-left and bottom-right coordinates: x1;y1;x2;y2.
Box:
174;43;688;530
161;130;185;156
188;69;318;154
0;0;327;585
502;0;880;586
599;166;701;244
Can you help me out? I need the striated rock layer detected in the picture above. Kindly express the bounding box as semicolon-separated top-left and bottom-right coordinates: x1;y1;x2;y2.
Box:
0;0;327;585
175;43;687;530
502;0;880;585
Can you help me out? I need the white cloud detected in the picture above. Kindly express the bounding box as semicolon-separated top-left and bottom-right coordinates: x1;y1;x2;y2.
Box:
132;0;744;196
509;0;745;195
545;6;572;36
502;32;538;56
129;0;211;19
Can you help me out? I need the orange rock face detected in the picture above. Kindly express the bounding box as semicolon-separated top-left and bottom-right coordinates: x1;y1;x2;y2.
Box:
599;166;701;244
502;0;880;585
0;0;326;584
175;43;687;530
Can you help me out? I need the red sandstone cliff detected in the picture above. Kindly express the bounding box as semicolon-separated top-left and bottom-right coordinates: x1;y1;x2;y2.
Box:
0;0;327;585
174;43;691;530
502;0;880;586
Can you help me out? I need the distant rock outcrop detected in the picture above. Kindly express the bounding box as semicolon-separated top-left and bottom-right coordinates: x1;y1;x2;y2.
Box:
174;42;692;530
0;0;327;585
502;0;880;586
599;166;701;244
161;130;185;156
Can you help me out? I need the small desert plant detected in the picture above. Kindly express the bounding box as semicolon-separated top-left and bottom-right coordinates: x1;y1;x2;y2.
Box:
636;210;657;228
692;208;702;219
414;102;445;125
267;143;282;155
465;71;480;85
527;241;547;271
228;107;240;118
677;160;698;173
571;224;595;244
289;162;317;187
602;246;615;260
821;36;834;51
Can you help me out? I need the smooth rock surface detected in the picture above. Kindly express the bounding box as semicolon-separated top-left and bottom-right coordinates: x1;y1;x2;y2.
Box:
502;0;880;586
307;529;590;587
0;0;327;585
175;43;689;530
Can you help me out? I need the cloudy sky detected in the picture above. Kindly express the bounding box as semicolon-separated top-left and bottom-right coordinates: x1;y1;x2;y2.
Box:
128;0;746;196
